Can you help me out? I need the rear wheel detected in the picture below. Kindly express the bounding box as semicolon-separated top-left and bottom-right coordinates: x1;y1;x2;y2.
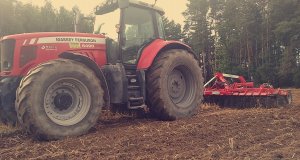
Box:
15;59;104;140
146;49;203;120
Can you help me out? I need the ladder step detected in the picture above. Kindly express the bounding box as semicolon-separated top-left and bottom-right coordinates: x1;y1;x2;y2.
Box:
128;104;147;110
126;75;138;84
128;86;141;90
126;74;137;78
129;97;144;101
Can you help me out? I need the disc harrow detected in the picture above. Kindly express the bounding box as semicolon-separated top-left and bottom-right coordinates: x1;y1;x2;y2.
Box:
204;73;292;108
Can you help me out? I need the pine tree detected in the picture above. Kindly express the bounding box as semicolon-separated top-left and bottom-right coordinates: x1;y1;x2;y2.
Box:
183;0;215;81
162;16;184;41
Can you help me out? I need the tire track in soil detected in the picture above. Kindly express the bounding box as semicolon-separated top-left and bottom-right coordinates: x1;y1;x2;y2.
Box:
0;89;299;159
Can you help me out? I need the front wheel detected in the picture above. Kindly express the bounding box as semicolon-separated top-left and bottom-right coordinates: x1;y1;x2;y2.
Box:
146;49;203;120
15;59;104;140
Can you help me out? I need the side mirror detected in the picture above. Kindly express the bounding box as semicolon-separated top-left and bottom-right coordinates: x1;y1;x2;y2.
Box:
95;0;129;15
115;24;120;33
118;0;129;8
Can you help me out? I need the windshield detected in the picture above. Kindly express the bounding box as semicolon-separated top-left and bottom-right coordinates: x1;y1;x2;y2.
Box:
0;42;1;69
156;12;165;39
123;7;155;48
121;6;156;64
94;9;120;41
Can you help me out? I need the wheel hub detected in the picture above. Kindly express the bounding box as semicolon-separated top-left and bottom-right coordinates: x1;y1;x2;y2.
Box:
168;69;187;104
53;92;73;111
166;65;197;108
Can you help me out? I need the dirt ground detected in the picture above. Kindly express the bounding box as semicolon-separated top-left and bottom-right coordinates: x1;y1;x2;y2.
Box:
0;89;299;160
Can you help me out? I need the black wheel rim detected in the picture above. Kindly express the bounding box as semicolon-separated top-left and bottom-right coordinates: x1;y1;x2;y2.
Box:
167;65;196;108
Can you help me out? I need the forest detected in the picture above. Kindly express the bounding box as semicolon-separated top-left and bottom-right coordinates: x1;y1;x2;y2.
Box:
0;0;299;87
182;0;300;87
0;0;94;35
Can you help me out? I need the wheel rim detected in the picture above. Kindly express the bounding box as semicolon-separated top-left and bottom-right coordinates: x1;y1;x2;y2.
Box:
44;78;91;126
167;65;196;108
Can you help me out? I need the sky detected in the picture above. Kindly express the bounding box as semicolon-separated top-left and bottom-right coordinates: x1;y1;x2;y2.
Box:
19;0;187;24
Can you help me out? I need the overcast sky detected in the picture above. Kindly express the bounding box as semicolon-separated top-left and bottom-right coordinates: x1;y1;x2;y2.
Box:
19;0;187;24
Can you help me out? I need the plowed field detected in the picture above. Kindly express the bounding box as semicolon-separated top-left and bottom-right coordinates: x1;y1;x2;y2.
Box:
0;89;299;160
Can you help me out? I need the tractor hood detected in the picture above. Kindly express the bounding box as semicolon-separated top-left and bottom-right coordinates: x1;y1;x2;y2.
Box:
1;32;106;41
0;32;107;77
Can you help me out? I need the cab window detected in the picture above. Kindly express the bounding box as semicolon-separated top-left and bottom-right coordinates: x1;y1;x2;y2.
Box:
156;12;165;39
122;7;155;64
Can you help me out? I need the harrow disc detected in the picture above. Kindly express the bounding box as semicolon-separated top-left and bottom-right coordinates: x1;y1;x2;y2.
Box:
204;94;292;108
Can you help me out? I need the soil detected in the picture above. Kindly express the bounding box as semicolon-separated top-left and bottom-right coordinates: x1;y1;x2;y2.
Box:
0;89;299;160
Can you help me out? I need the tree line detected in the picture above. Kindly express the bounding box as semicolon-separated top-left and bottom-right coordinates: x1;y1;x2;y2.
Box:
181;0;300;87
0;0;94;37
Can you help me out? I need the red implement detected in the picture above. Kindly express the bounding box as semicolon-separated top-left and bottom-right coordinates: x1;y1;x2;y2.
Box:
204;72;292;107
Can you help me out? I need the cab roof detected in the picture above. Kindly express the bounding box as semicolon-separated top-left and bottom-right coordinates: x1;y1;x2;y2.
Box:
95;0;164;15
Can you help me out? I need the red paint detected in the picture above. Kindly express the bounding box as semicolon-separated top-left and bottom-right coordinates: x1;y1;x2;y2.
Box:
204;72;289;96
2;34;193;77
2;32;105;40
1;32;107;77
137;39;193;70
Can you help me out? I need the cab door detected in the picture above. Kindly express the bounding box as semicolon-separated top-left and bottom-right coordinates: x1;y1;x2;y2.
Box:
120;6;157;66
118;6;158;108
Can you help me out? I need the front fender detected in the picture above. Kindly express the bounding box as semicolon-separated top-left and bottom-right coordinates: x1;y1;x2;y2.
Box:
137;39;196;70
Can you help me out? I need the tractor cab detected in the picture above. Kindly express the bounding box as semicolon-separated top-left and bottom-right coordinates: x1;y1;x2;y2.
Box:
93;0;167;110
95;0;165;66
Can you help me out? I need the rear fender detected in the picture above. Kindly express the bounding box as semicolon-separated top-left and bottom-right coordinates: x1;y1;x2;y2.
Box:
137;39;197;70
59;52;110;107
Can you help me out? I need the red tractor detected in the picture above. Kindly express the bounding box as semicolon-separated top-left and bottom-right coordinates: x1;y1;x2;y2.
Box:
0;0;203;140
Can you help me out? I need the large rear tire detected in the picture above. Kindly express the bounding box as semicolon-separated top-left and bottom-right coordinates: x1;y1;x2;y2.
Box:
15;59;104;140
146;49;203;120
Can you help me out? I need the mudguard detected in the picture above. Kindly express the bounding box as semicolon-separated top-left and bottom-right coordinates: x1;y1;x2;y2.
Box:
137;39;196;70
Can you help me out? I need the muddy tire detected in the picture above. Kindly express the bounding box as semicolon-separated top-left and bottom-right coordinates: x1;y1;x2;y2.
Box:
0;103;17;126
0;78;21;126
146;49;203;120
15;59;104;140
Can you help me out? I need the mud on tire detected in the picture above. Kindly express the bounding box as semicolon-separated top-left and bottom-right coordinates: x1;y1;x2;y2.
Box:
0;78;21;126
146;49;203;120
0;103;17;126
15;59;104;140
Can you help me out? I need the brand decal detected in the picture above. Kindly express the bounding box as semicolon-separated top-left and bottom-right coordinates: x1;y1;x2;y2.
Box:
69;43;81;49
68;43;95;49
56;37;97;43
41;45;57;50
37;37;105;44
81;44;95;48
